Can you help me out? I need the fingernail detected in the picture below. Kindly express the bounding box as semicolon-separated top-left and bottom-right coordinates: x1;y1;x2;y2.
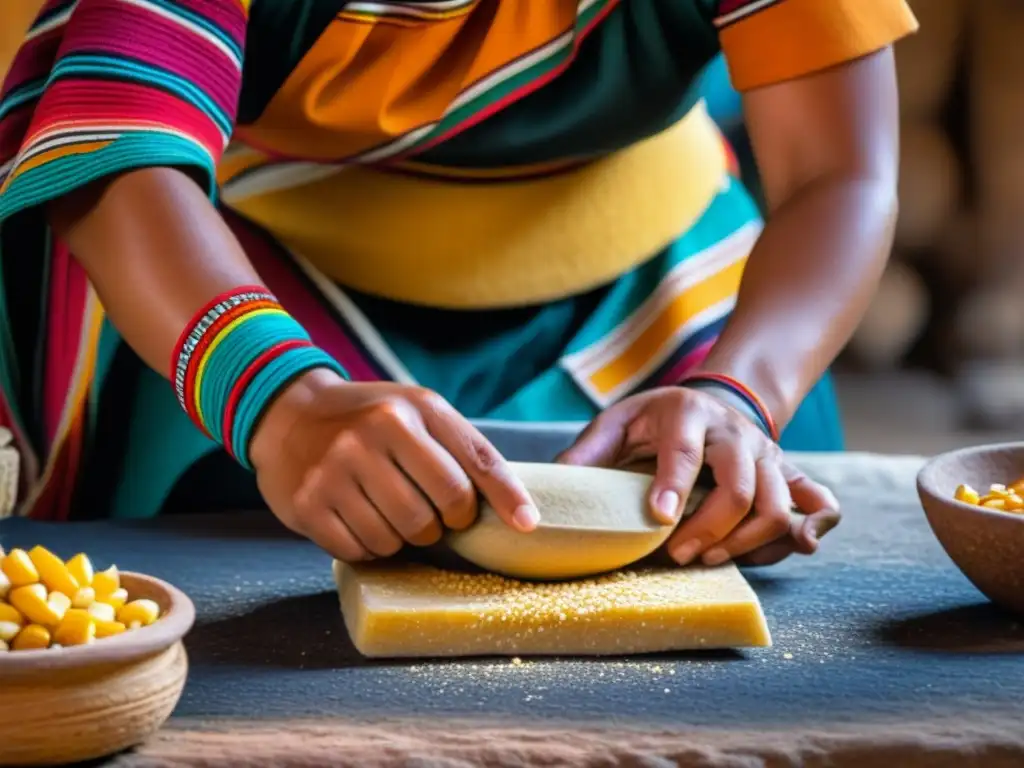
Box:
513;504;540;532
654;491;680;524
813;513;840;540
671;538;703;566
702;547;730;567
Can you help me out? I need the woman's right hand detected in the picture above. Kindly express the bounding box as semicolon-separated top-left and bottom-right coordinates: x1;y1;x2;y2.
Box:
248;370;539;563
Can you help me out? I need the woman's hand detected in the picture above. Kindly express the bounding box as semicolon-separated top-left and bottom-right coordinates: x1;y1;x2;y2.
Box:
248;370;538;563
556;386;840;567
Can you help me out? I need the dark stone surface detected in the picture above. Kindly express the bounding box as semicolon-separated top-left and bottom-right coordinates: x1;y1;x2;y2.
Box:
3;426;1024;730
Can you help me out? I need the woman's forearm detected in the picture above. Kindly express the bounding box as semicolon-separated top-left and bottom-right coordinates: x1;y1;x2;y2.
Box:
47;167;262;375
698;174;897;426
49;165;344;461
697;49;901;429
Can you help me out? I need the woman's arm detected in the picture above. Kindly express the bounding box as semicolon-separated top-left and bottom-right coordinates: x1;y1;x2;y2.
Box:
50;168;271;376
559;42;906;568
46;164;536;556
48;167;352;465
50;167;367;482
697;48;900;427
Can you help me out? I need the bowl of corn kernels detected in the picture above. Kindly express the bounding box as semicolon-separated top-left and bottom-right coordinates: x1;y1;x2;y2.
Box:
917;442;1024;616
0;544;195;766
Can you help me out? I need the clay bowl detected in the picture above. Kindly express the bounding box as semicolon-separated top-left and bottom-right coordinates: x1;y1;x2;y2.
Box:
0;572;195;766
917;443;1024;616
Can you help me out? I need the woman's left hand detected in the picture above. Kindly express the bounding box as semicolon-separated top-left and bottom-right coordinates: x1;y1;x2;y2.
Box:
556;386;840;567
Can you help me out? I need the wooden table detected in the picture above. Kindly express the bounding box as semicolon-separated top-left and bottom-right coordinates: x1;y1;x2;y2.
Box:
3;427;1024;767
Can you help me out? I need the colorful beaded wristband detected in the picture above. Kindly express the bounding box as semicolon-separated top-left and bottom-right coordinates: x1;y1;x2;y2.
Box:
679;372;780;442
171;286;348;469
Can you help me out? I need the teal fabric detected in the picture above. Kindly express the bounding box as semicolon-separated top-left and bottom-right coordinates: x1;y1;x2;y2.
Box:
698;55;742;129
231;346;348;467
102;342;217;519
780;374;844;452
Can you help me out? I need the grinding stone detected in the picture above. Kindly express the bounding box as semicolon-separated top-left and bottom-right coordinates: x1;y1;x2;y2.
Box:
444;463;706;580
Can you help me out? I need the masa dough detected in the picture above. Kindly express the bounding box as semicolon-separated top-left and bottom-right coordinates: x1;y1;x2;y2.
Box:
335;561;771;658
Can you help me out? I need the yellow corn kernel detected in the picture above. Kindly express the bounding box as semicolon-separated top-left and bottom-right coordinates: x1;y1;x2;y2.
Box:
0;570;10;600
1;549;39;587
99;588;128;611
28;546;80;597
47;591;72;623
988;483;1009;495
65;553;94;588
92;565;120;598
954;484;981;505
87;601;116;623
0;621;20;642
0;602;24;626
117;599;160;628
9;584;62;626
983;498;1007;510
11;624;51;651
54;609;96;647
94;619;126;639
71;586;96;609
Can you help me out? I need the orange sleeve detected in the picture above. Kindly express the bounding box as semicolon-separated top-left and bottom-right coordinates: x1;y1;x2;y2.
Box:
715;0;919;92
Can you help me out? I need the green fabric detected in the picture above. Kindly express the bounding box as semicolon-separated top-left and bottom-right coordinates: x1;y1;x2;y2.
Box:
0;207;48;455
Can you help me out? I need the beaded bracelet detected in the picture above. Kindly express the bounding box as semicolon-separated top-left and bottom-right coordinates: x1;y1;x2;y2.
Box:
679;372;780;442
171;285;348;469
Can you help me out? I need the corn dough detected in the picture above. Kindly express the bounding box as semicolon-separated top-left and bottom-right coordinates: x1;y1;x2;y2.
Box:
335;561;771;658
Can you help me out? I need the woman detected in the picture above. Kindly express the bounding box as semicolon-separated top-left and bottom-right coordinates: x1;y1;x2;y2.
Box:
0;0;915;567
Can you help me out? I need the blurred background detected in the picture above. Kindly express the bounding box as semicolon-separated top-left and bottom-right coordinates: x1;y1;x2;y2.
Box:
701;0;1024;454
1;0;1021;455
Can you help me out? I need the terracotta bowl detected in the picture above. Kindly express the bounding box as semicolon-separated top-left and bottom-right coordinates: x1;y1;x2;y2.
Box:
917;442;1024;616
0;572;195;766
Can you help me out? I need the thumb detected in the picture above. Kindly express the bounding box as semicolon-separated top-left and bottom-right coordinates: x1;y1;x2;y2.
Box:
556;412;629;467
